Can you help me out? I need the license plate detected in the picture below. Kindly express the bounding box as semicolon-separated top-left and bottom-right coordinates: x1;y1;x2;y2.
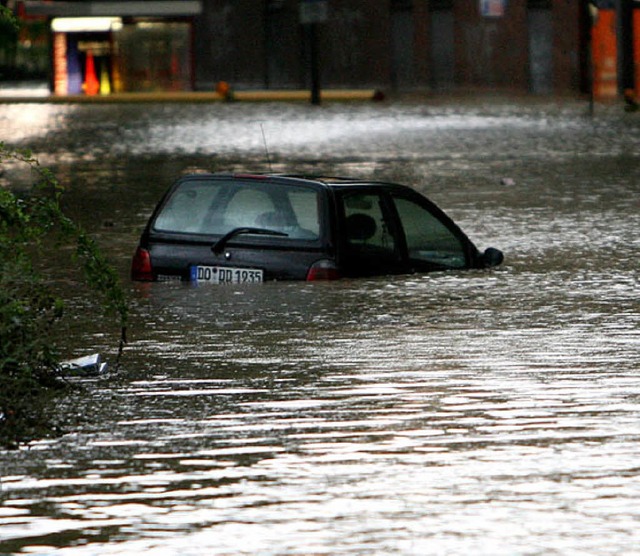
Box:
191;265;264;284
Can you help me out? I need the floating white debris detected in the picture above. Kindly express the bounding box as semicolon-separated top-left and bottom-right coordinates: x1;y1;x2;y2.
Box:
500;177;516;186
61;353;108;375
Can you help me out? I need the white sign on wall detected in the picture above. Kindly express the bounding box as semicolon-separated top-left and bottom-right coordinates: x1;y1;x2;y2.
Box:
480;0;506;17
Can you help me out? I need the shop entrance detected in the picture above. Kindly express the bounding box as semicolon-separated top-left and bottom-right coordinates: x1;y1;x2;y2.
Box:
52;19;193;95
65;32;111;95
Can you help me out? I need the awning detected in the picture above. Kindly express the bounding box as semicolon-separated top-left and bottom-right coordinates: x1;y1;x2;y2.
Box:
22;1;202;18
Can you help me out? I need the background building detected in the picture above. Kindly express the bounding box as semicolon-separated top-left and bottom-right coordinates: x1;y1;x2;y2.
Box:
193;0;587;95
19;0;201;94
8;0;636;98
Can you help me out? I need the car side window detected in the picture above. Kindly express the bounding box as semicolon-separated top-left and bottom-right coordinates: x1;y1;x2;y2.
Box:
393;196;466;268
344;193;393;249
342;193;402;273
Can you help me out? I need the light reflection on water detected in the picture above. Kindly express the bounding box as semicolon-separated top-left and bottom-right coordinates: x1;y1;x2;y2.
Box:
1;99;640;555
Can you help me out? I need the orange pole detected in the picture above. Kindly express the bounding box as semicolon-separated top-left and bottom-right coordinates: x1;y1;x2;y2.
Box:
592;10;618;99
634;8;640;96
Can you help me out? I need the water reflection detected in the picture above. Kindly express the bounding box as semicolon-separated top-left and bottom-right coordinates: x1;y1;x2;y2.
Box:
1;99;640;555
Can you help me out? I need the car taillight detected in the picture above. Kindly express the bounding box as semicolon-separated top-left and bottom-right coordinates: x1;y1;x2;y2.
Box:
306;259;341;281
131;247;154;281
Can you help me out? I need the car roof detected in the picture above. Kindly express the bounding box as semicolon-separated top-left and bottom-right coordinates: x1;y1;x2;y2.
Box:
194;172;409;191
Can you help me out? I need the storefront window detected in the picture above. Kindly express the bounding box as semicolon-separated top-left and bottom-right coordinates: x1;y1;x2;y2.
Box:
112;22;191;92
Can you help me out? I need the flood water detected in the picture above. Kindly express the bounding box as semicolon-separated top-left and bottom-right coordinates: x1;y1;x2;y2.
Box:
1;97;639;555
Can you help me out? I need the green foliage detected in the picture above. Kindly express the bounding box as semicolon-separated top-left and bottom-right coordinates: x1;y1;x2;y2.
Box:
0;5;19;53
0;5;19;31
0;144;128;449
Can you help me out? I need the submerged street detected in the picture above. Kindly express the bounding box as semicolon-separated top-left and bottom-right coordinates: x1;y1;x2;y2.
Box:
1;97;639;554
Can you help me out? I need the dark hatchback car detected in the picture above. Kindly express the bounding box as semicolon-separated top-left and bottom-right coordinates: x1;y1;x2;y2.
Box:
131;173;503;283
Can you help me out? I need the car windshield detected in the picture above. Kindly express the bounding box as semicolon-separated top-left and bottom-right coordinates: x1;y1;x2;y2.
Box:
153;177;321;240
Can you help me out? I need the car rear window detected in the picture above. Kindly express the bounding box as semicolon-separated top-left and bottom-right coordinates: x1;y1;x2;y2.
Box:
153;178;321;240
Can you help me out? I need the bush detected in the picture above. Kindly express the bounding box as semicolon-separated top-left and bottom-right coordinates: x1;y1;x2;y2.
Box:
0;145;128;449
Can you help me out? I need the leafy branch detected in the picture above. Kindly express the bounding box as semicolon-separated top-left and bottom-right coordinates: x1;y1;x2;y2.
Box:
0;143;128;448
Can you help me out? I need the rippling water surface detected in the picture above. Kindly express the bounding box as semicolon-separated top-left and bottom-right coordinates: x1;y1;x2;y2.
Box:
1;98;639;555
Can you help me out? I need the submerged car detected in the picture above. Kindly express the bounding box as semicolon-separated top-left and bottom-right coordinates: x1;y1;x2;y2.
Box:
131;173;503;283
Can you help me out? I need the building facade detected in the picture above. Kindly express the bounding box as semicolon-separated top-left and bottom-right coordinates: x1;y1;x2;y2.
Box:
15;0;599;96
192;0;588;95
20;0;201;94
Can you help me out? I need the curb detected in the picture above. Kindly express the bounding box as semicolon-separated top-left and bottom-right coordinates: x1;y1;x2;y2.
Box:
0;89;384;104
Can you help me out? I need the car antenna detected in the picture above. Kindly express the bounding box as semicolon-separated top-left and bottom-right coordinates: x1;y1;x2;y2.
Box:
260;123;273;172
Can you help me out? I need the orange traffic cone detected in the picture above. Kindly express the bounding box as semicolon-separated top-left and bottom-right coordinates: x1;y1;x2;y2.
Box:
83;51;99;96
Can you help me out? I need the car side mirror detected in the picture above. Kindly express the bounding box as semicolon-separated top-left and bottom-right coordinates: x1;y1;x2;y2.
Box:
481;247;504;268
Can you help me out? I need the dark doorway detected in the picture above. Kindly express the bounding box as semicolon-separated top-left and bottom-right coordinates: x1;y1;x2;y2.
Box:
528;1;553;94
391;0;415;90
429;0;454;90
